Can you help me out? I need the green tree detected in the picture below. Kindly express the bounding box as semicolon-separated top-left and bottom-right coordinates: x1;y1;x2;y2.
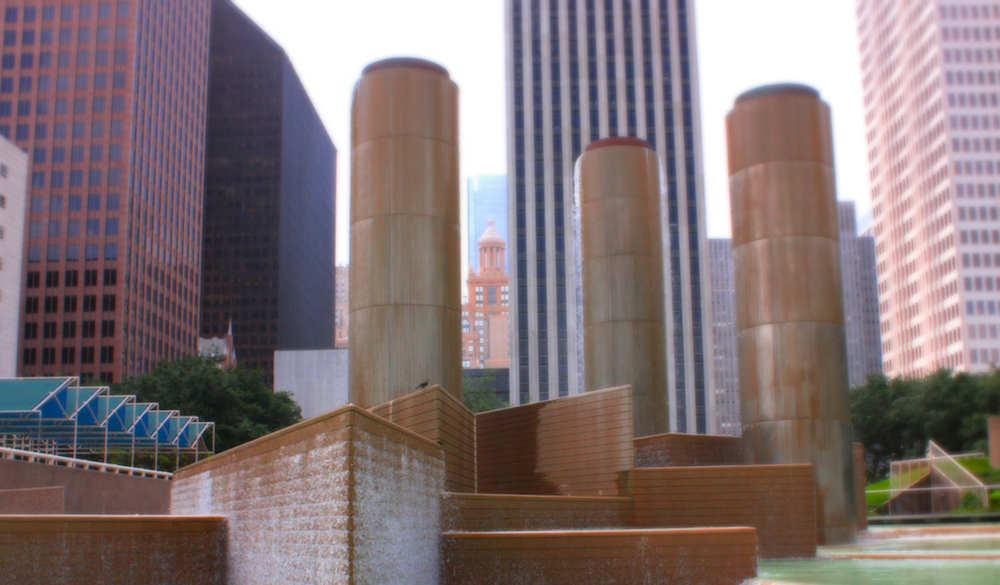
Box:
852;368;1000;482
112;355;302;455
462;373;507;413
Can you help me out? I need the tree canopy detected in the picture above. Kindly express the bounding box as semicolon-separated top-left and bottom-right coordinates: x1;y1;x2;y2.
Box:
112;355;302;455
851;369;1000;481
462;373;508;413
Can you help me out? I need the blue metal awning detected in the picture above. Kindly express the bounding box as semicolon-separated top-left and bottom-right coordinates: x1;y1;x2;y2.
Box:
0;377;214;462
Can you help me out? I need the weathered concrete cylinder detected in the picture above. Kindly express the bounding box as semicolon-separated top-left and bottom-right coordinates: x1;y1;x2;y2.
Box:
579;137;668;437
726;84;857;545
349;58;462;407
989;415;1000;470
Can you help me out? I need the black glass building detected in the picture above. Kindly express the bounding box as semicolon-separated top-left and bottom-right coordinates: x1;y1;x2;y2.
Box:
201;0;335;386
505;0;713;432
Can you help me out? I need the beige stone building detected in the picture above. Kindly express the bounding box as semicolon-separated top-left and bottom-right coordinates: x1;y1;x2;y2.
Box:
0;137;27;377
463;222;510;369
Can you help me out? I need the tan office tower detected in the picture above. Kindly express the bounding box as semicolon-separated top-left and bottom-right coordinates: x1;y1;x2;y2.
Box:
349;58;461;407
579;137;668;437
727;84;856;545
856;2;1000;375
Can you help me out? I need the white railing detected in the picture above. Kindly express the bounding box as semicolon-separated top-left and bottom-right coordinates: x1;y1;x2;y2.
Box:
867;484;1000;516
0;447;172;480
926;441;989;509
879;441;990;515
889;457;930;492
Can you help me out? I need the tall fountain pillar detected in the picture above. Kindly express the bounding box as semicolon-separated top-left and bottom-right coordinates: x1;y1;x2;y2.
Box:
726;84;857;545
579;137;669;437
349;58;462;407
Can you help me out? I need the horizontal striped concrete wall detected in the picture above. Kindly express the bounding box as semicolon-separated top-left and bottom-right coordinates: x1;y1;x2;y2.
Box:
629;464;817;559
371;385;476;492
477;386;633;496
0;515;225;584
441;527;757;585
0;457;170;514
171;405;446;585
443;493;632;532
0;486;64;514
634;433;743;467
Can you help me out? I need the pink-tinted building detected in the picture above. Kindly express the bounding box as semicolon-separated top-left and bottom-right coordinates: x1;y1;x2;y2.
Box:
13;1;209;383
857;1;1000;376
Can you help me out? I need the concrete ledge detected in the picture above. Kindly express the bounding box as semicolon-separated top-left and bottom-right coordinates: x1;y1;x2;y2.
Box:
629;464;817;559
0;515;225;584
634;432;742;467
372;385;477;492
0;457;170;515
443;492;632;531
442;527;757;585
477;386;634;496
174;403;442;479
0;486;64;514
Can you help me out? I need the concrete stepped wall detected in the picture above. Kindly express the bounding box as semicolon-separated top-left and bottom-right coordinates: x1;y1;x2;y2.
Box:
0;515;225;584
171;405;446;585
0;486;65;514
0;457;170;514
629;464;817;559
634;433;742;467
441;527;757;585
371;385;476;493
443;493;632;532
476;386;633;496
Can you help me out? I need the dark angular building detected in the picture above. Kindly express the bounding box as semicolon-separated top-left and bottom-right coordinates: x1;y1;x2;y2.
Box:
201;0;335;386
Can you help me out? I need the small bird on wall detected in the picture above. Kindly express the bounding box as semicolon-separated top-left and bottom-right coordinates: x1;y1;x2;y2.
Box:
415;381;429;390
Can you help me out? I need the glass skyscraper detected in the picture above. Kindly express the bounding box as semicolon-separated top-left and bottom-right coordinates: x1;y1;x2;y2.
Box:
505;0;713;432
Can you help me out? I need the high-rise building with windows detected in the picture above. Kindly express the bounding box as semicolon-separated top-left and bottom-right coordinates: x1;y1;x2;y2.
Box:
856;1;1000;375
200;0;336;387
468;174;508;273
0;138;28;377
707;238;738;436
505;0;713;432
838;201;883;386
15;0;210;383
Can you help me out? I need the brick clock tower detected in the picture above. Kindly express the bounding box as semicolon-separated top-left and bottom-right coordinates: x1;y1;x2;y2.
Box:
462;221;509;369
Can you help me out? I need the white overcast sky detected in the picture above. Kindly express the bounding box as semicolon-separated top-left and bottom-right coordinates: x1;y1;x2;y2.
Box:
233;0;868;265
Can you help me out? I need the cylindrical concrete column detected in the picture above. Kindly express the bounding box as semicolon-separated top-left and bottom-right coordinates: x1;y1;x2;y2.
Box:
989;415;1000;470
579;137;669;437
726;84;857;545
349;58;461;407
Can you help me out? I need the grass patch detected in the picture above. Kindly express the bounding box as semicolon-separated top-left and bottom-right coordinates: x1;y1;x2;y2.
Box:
958;457;1000;484
866;478;891;509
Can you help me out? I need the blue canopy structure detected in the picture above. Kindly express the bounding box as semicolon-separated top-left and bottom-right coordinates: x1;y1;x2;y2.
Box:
0;377;214;469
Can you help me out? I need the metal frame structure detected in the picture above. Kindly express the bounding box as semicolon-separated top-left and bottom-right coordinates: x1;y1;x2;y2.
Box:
0;377;214;470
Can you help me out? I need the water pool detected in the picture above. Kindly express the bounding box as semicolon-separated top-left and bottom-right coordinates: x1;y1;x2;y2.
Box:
754;533;1000;584
756;558;1000;585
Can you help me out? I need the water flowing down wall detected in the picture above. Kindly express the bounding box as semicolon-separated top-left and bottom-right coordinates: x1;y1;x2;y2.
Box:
170;405;446;585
